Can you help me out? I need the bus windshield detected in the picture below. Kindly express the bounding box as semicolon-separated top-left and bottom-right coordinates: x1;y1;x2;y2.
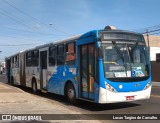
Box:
102;42;149;78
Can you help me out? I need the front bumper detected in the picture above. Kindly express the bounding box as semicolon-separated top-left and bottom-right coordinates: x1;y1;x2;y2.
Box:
98;86;151;103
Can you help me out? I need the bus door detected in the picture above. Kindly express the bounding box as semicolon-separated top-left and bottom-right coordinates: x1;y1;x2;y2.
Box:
79;42;95;100
40;51;48;89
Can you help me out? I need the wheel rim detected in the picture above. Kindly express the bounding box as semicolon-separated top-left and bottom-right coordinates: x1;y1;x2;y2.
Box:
68;88;74;99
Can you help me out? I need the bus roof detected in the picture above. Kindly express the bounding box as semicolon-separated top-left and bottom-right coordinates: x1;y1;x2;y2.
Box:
5;50;25;59
23;34;82;53
98;29;143;36
6;28;143;58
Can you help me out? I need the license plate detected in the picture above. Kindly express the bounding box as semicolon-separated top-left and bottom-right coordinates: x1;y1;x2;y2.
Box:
126;96;135;101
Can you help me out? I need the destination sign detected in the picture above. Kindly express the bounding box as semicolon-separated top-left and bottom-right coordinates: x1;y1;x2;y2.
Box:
103;33;143;42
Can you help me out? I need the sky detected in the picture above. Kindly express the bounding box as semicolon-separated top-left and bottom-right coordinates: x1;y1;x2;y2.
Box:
0;0;160;61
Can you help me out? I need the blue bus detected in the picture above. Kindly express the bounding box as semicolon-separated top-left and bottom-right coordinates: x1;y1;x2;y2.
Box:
6;26;151;103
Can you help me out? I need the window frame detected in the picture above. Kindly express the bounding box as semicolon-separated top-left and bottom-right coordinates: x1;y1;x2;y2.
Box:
49;46;57;66
26;50;39;67
57;44;65;65
65;42;76;65
32;50;39;66
11;57;14;68
26;52;32;67
15;55;19;68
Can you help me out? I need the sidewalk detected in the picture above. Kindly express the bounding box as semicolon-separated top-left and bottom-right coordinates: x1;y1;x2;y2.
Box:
0;82;74;114
0;82;102;123
152;81;160;87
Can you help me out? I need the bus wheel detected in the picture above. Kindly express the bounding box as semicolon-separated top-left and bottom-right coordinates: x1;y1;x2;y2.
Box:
32;81;38;94
66;83;76;103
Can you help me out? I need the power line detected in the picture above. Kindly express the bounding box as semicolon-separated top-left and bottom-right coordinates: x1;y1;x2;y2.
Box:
0;8;45;34
0;32;41;41
0;43;37;46
0;25;46;35
2;0;71;36
149;31;160;35
143;29;160;34
0;7;55;36
0;10;35;32
135;24;160;34
0;24;64;36
136;24;160;31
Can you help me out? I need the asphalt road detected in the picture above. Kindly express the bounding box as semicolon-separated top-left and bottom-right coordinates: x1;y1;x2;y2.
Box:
0;74;160;123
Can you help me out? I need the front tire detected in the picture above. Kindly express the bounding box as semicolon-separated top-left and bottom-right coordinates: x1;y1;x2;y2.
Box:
66;83;76;103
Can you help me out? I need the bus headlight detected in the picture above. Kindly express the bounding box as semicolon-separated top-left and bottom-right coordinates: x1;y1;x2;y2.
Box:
105;82;117;92
144;81;151;90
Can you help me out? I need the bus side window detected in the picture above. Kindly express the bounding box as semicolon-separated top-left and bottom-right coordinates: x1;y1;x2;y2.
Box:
11;57;14;68
49;46;56;66
32;50;39;66
26;52;32;66
57;44;64;65
66;42;75;65
15;55;19;68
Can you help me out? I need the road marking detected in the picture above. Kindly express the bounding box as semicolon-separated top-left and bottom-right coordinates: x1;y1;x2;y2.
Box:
151;94;160;98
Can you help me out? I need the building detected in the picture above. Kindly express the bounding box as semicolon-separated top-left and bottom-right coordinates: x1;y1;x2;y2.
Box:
144;35;160;82
0;61;5;74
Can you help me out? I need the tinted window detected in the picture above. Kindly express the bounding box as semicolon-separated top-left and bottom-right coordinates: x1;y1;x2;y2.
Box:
57;44;64;65
26;52;32;66
49;46;56;66
15;55;19;68
66;42;76;65
26;50;39;67
11;57;14;68
32;50;39;66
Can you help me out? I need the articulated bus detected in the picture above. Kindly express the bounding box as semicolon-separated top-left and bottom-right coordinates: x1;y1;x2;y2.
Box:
5;26;152;103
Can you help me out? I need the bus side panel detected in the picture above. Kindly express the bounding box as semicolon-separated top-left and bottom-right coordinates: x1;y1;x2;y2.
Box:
20;52;26;86
47;65;78;97
47;66;59;94
60;65;78;96
12;68;20;85
25;66;40;88
11;54;21;85
25;67;32;88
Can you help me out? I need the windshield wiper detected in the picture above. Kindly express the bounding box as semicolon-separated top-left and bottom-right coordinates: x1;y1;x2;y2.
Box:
128;42;139;62
112;41;124;62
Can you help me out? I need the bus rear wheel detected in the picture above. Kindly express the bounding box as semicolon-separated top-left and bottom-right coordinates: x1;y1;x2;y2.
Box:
66;83;76;103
